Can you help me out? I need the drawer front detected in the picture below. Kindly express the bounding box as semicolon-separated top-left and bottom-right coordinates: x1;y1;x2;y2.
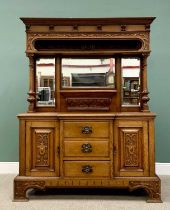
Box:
63;121;110;138
64;161;110;177
64;141;109;157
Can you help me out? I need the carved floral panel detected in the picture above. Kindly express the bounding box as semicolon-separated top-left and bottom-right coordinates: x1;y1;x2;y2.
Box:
120;128;142;168
34;130;51;167
124;132;139;166
31;128;55;172
66;98;111;111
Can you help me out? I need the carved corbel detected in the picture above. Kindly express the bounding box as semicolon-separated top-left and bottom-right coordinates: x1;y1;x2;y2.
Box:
26;25;31;32
145;24;150;31
121;25;126;31
97;25;102;31
73;25;78;31
49;25;55;31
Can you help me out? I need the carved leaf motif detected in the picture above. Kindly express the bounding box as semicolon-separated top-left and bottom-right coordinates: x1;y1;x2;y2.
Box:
36;133;49;166
66;98;111;111
124;133;139;167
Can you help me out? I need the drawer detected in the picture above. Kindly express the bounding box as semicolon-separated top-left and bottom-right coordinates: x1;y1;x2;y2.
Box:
64;140;109;157
64;161;110;177
63;121;110;138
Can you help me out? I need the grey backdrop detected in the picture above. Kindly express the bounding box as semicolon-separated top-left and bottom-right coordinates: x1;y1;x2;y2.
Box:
0;0;169;162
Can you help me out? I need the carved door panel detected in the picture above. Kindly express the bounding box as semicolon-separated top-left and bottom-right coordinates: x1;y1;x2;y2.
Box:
114;120;149;177
26;121;59;176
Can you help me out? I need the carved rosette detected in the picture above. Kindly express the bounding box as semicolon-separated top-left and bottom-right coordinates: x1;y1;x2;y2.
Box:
14;180;45;201
26;31;150;52
36;132;49;166
129;180;162;202
66;98;112;111
124;133;138;166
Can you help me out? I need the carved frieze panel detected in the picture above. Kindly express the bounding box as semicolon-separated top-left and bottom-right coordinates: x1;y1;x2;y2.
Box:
66;97;112;111
26;31;150;52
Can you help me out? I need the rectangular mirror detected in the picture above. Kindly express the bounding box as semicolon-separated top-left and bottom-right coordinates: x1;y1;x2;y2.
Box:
36;58;55;106
61;58;115;88
122;58;140;106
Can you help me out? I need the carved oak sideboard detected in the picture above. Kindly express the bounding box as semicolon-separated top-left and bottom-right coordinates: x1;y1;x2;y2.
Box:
14;17;162;202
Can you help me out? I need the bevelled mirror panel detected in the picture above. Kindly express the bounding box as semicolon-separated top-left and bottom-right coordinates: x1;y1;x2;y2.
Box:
122;58;140;106
61;58;115;88
36;58;55;106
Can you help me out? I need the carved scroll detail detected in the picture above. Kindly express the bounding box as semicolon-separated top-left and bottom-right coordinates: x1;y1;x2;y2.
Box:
129;180;162;202
14;180;45;201
13;178;161;202
26;31;150;51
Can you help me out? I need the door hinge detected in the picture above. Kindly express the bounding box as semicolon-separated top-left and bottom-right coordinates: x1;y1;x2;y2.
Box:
113;146;117;155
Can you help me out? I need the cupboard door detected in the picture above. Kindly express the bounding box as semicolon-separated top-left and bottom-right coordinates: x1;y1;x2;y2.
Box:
114;120;149;177
26;121;59;176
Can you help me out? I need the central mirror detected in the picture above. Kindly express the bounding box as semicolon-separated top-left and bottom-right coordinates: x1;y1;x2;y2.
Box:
61;58;115;88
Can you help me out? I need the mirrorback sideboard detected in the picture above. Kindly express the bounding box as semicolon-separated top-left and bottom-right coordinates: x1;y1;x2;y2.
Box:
13;17;162;202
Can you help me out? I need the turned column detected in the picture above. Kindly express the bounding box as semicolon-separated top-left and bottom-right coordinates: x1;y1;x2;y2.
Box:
27;53;36;112
141;54;150;112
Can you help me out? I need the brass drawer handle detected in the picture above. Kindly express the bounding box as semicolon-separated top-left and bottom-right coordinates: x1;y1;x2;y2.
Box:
81;143;92;153
81;126;92;134
82;165;93;174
